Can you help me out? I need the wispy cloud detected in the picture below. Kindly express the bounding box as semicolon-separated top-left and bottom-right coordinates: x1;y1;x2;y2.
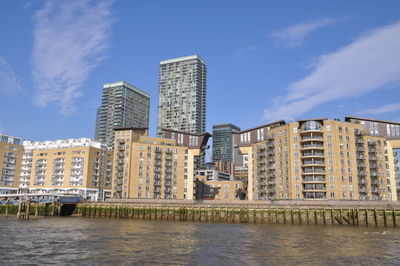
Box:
264;21;400;121
271;18;338;48
235;46;258;57
358;102;400;115
32;0;114;115
0;57;23;94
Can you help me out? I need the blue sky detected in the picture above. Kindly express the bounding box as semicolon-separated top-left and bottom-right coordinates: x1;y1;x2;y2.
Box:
1;0;400;142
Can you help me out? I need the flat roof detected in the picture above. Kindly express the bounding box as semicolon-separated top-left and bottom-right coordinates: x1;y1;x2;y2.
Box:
297;118;330;123
103;81;150;98
345;116;400;125
212;124;241;131
113;127;148;131
160;55;205;65
161;128;212;137
234;120;286;134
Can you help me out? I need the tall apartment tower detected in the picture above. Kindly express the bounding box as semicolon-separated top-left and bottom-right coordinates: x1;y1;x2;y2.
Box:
95;81;150;147
212;124;241;163
157;55;207;137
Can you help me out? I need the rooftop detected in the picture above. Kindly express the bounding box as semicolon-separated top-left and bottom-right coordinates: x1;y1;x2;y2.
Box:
103;81;150;98
160;55;205;65
345;116;400;125
234;120;286;134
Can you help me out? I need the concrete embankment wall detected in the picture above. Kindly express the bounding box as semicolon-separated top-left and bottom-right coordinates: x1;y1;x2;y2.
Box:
75;200;400;227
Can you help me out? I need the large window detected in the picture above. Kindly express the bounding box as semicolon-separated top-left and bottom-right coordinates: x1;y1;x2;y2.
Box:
301;121;322;131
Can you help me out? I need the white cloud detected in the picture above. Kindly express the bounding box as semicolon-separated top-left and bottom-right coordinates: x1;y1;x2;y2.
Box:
271;18;338;48
0;57;23;94
32;0;114;116
358;102;400;115
264;21;400;121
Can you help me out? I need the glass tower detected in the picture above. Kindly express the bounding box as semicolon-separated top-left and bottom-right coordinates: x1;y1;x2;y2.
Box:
157;55;207;137
95;81;150;148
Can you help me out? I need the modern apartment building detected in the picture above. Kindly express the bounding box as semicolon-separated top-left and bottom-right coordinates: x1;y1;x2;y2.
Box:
212;124;241;163
112;127;210;200
20;138;113;201
234;119;398;201
157;55;207;137
95;81;150;147
0;134;23;194
346;116;400;199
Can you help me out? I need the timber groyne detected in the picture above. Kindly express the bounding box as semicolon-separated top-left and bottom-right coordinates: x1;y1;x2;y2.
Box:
74;200;400;227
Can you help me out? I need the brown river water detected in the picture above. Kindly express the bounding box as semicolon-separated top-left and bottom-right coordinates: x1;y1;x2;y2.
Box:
1;216;400;265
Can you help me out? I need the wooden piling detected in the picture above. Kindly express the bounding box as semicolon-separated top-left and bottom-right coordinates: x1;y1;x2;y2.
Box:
314;209;317;225
374;209;378;226
291;209;294;225
298;209;302;225
393;210;396;227
383;209;387;227
17;200;22;220
35;202;39;219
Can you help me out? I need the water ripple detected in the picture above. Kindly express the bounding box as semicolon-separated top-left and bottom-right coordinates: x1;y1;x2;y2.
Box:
1;217;400;265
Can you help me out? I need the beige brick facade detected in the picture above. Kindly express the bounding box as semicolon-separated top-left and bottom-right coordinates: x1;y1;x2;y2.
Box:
112;128;210;200
0;135;23;194
235;119;397;201
20;139;113;200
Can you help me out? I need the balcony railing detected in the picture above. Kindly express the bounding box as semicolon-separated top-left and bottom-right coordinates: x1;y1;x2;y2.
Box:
301;144;324;149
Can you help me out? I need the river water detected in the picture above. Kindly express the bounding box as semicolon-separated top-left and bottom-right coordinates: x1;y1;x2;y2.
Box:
1;216;400;265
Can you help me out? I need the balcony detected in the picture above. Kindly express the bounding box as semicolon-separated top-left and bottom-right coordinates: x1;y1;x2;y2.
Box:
267;143;275;148
5;153;17;159
302;167;325;174
301;135;323;142
303;160;324;165
303;176;325;182
301;144;324;149
358;178;366;184
302;152;324;158
303;184;326;191
300;128;322;133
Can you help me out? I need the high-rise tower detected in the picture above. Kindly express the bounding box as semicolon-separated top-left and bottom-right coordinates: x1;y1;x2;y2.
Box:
157;55;207;137
95;81;150;147
212;124;241;163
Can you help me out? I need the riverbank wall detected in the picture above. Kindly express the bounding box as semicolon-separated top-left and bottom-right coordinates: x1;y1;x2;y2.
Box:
74;200;400;227
0;203;60;217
